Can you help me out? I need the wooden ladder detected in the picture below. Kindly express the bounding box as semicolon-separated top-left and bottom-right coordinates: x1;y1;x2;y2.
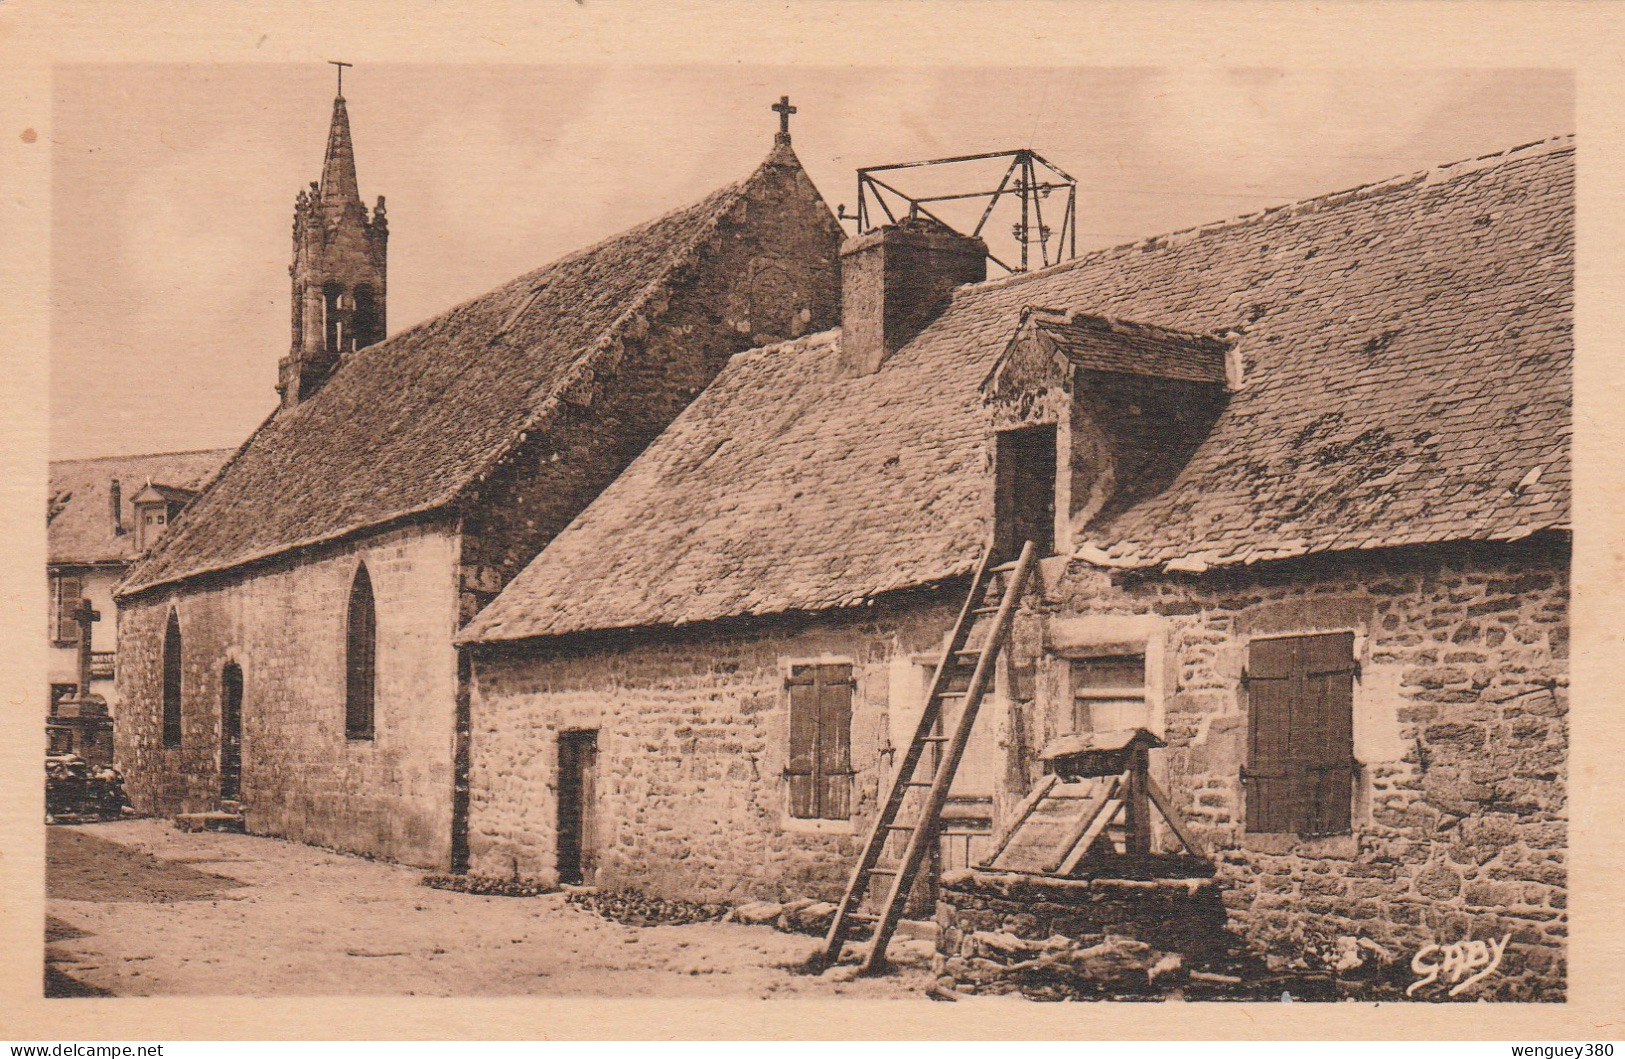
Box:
819;540;1039;974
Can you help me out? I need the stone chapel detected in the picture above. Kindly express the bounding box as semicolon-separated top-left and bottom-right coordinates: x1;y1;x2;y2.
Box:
115;82;845;868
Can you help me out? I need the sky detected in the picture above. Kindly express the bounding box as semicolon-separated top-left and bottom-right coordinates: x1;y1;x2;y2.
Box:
49;65;1573;460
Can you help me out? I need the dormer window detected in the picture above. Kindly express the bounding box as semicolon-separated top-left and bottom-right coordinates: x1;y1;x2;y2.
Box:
130;483;198;552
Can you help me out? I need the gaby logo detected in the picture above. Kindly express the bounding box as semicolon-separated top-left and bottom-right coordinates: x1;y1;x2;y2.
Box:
1407;933;1512;997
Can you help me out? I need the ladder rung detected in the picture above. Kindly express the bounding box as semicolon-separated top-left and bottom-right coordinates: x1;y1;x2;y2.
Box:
904;780;934;787
884;823;915;831
867;867;899;876
971;605;1001;616
934;691;967;699
918;735;949;742
990;560;1021;573
849;912;880;922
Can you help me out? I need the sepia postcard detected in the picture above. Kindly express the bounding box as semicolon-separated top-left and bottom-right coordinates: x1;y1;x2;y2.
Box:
3;0;1622;1043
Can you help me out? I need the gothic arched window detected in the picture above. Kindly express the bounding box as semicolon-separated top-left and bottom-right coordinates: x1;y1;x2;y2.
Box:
161;609;183;748
353;284;381;350
345;564;376;740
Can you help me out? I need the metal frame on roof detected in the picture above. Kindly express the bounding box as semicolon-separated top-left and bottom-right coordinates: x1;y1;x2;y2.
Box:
838;148;1078;274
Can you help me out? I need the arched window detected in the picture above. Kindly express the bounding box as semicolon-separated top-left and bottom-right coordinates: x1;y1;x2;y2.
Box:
352;284;381;351
345;564;376;740
161;609;183;748
323;282;346;356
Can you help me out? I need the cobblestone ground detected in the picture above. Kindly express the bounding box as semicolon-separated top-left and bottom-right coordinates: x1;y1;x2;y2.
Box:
44;820;936;999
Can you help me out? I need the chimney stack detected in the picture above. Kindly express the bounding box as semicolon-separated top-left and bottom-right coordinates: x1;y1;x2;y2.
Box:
110;479;123;536
838;216;986;376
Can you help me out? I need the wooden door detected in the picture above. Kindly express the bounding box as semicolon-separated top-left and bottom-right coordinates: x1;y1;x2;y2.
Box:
556;730;599;885
220;663;244;802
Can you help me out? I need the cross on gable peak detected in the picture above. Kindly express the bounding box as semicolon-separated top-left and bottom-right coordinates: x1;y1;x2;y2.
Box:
772;95;797;144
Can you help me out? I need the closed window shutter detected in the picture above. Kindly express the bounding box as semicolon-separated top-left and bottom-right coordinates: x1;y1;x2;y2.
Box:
1246;633;1356;835
786;669;819;819
786;663;854;821
1245;637;1296;833
819;668;853;821
54;576;83;645
1304;632;1356;835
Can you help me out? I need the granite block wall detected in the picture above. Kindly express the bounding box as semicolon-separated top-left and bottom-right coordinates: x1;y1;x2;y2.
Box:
1014;536;1569;999
465;593;964;900
115;521;461;868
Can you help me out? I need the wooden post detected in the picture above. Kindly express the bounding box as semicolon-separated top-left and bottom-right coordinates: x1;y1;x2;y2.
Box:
1126;744;1152;855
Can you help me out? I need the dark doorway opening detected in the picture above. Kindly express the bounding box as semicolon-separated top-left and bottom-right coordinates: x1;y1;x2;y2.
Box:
993;424;1058;561
220;663;244;802
556;730;599;885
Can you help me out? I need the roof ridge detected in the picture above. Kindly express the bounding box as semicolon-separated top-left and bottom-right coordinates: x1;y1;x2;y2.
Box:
49;445;237;467
969;134;1575;297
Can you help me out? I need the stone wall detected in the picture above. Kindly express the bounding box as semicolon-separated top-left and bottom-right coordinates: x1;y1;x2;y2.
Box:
115;521;461;868
465;590;966;900
1013;536;1569;1000
467;535;1565;998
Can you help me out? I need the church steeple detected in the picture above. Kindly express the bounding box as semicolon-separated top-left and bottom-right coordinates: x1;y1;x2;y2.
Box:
279;63;388;410
318;95;362;211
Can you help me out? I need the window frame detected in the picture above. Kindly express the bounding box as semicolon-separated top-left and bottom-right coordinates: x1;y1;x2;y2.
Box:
1067;650;1149;735
344;563;377;742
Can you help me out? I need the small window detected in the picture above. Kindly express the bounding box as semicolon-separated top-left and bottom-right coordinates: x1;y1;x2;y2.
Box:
161;609;183;748
785;663;853;820
50;574;83;646
1070;653;1147;733
345;564;377;740
1244;632;1356;836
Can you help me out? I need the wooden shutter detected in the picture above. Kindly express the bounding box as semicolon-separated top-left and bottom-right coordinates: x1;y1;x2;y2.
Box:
1303;632;1356;835
1245;633;1356;835
53;575;83;645
786;663;854;820
786;668;819;819
1245;636;1296;833
818;667;853;820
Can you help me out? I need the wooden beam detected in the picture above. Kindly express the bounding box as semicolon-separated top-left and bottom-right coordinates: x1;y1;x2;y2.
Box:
983;773;1058;868
1144;773;1205;857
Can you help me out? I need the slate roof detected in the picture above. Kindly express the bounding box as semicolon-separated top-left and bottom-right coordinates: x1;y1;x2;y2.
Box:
48;449;233;566
1025;310;1231;385
120;155;794;598
460;135;1572;642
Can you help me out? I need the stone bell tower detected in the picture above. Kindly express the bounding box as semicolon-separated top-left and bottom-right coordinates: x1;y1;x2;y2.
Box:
279;63;388;410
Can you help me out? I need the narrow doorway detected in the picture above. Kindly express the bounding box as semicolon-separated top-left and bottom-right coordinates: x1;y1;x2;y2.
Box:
556;730;599;885
993;424;1058;561
220;663;244;802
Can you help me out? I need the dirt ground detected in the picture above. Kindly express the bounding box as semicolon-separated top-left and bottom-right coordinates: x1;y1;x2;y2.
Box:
44;819;939;999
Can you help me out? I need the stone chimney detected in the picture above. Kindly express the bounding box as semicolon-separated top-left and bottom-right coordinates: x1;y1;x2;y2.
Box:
838;216;986;376
109;478;123;536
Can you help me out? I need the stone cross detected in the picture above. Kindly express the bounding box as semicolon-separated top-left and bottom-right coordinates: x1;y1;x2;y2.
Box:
772;95;797;139
71;596;100;701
